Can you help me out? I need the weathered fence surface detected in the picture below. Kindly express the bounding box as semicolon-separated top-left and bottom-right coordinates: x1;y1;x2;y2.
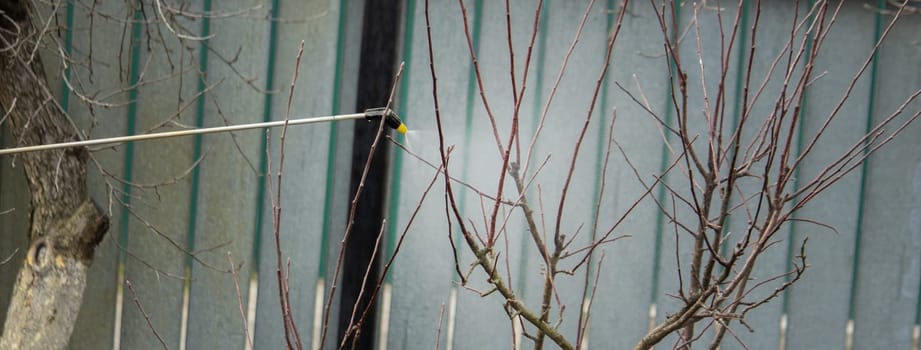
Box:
0;1;919;349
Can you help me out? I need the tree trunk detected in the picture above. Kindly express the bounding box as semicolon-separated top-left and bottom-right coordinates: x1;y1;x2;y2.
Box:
0;0;109;348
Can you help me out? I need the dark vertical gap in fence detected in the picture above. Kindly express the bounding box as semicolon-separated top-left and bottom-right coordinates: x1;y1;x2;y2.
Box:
380;0;416;342
337;0;402;349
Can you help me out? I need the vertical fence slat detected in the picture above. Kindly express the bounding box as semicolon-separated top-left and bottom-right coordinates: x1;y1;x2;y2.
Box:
784;2;877;349
653;2;745;348
591;0;671;347
450;0;540;349
319;1;365;349
252;0;343;348
525;0;610;344
852;9;921;349
1;1;919;349
386;0;467;348
119;2;204;347
719;1;804;348
185;0;268;348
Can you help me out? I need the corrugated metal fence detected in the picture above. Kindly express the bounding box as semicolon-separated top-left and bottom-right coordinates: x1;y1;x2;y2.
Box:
0;0;919;349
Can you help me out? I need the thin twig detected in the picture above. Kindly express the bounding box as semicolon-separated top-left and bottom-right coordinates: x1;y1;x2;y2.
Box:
0;248;18;266
227;252;254;350
456;0;504;155
349;156;447;340
266;40;307;350
125;280;169;350
435;303;447;350
389;137;516;206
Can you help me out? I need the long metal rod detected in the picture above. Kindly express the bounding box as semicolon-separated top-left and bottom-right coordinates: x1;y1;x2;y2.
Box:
0;112;368;156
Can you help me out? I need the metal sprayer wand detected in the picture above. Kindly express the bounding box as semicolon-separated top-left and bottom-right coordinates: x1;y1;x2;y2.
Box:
0;107;408;156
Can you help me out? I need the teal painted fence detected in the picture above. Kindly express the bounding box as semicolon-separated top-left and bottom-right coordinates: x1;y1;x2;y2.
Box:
0;1;919;349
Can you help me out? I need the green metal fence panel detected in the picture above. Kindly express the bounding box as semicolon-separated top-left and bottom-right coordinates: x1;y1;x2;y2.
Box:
719;2;804;349
251;0;352;349
319;1;366;349
783;2;877;348
0;0;361;348
589;0;671;347
651;3;751;348
0;0;919;349
387;1;920;350
525;0;610;345
185;0;268;348
449;1;543;349
118;2;203;348
852;11;921;349
385;0;469;349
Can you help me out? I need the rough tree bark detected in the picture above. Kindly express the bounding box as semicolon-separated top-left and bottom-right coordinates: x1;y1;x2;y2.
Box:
0;0;108;348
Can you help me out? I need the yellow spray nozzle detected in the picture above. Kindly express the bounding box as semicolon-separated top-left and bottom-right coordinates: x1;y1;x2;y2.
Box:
364;107;408;134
